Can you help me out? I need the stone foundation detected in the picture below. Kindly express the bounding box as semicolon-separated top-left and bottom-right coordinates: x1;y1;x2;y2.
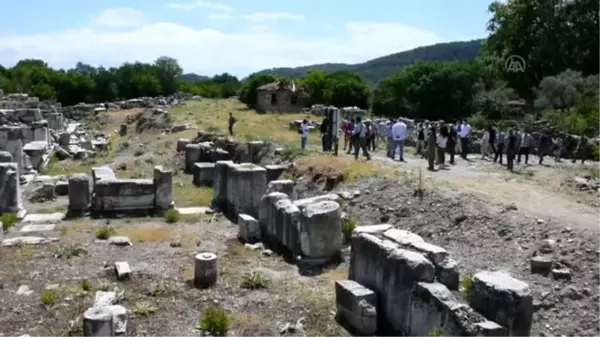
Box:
69;166;173;216
344;228;532;336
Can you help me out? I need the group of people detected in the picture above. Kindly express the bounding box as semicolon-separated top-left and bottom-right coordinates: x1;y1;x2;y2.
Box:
301;116;591;172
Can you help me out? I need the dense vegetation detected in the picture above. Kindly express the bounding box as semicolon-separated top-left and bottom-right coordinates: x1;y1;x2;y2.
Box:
0;57;241;106
0;0;597;137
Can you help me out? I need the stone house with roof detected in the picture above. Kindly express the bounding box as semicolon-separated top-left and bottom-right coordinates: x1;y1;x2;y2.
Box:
256;81;306;113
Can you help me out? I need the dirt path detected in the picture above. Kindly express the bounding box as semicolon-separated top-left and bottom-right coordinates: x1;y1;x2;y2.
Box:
371;151;599;233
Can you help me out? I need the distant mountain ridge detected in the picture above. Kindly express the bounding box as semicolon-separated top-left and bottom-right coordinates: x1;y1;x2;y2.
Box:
180;73;210;82
253;39;484;84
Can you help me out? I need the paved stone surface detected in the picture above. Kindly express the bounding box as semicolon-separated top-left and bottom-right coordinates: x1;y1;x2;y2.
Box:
21;212;64;224
19;224;56;233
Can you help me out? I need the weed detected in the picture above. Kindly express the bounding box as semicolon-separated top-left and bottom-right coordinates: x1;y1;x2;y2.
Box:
117;226;177;243
460;273;473;300
240;270;270;290
79;279;92;292
164;209;181;223
428;328;444;336
95;226;116;240
0;212;18;231
40;289;57;307
55;243;87;259
172;182;213;207
294;154;378;182
200;306;230;337
37;204;67;214
341;218;357;234
132;300;157;316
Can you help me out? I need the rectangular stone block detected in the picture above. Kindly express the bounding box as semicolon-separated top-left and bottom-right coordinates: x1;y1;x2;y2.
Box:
279;200;301;254
238;213;260;243
299;200;342;259
469;271;533;336
231;163;266;218
92;166;116;186
153;166;173;211
335;280;377;335
92;179;154;212
354;224;392;234
212;160;234;210
266;179;296;200
258;192;288;240
265;164;289;182
349;233;435;335
293;193;340;210
0;163;20;213
193;162;215;187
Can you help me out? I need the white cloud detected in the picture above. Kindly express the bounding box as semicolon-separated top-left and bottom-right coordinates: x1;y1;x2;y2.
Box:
208;13;233;20
90;8;147;28
251;25;270;32
0;14;443;77
244;12;306;22
168;1;233;12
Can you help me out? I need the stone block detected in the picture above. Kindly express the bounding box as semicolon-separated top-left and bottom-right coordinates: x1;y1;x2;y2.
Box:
212;160;234;210
0;163;20;213
176;138;190;152
153;166;173;211
230;164;267;218
265;164;289;182
193;162;215;187
293;193;340;210
354;224;392;234
92;166;116;186
299;200;342;259
92;179;154;212
469;271;533;336
238;213;260;243
435;257;460;290
258;192;288;239
349;233;435;334
335;280;377;335
55;180;69;196
266;179;296;200
278;199;301;254
247;140;265;164
114;261;131;281
68;174;91;215
0;151;12;162
184;143;201;173
474;320;507;336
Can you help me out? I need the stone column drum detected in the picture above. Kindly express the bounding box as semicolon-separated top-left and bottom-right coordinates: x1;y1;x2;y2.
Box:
185;143;201;173
0;163;21;213
153;166;173;212
68;173;91;216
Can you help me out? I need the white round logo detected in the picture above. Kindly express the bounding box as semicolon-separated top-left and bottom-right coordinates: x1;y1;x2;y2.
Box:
504;55;526;73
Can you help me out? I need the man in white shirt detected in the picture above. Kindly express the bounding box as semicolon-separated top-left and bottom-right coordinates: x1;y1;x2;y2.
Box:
300;119;309;150
458;120;471;159
390;119;408;161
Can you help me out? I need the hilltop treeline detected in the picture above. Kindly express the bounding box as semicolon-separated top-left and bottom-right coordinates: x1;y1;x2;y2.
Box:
0;56;241;106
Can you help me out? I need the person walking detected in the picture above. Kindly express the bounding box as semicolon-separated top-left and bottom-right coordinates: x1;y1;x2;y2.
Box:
488;125;498;162
228;112;237;136
572;135;590;164
344;119;355;154
538;131;550;164
517;131;533;164
320;117;330;152
425;124;437;171
495;130;505;164
390;119;407;161
459;120;471;159
506;130;518;171
415;123;426;157
553;135;564;162
437;124;448;169
386;121;394;157
352;117;371;160
480;129;490;160
299;119;309;150
447;124;457;165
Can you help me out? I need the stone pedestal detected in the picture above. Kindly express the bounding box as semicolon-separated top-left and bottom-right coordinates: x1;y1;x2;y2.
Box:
194;252;218;288
185;143;201;173
119;124;128;136
153;166;173;212
68;174;91;216
193;162;215;187
83;306;115;337
300;200;343;259
23;141;48;172
58;132;70;147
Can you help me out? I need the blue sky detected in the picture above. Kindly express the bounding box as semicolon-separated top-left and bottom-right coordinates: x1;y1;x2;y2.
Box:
0;0;492;77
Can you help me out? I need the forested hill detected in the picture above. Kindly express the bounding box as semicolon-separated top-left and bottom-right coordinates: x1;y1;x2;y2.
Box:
252;39;484;84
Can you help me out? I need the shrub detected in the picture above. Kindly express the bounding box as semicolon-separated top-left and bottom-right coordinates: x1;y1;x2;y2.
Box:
40;289;57;307
200;307;230;337
55;242;88;259
428;328;444;337
164;209;181;224
132;300;157;316
0;212;18;231
240;270;270;290
95;226;116;240
80;279;92;291
341;218;357;234
460;274;473;300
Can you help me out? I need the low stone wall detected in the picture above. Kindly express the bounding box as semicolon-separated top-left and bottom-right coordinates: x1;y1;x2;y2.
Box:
69;166;173;216
212;162;267;219
340;226;533;336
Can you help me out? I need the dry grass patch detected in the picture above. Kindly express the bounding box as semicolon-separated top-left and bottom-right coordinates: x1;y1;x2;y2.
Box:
59;220;94;236
117;224;195;245
170;99;322;146
294;154;379;181
320;266;349;284
0;244;36;262
173;180;213;206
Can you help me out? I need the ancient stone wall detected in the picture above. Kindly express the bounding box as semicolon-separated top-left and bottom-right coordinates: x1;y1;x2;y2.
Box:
338;225;533;336
256;90;306;113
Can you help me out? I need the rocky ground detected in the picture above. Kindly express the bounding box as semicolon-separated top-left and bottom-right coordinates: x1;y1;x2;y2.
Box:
292;149;600;337
1;98;598;336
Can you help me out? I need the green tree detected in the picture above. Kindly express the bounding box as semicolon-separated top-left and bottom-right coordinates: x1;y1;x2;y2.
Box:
154;56;183;95
298;69;329;105
239;73;278;108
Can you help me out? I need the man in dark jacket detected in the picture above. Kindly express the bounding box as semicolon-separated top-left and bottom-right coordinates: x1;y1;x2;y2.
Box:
320;117;330;152
506;130;518;171
537;132;551;164
447;124;457;165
